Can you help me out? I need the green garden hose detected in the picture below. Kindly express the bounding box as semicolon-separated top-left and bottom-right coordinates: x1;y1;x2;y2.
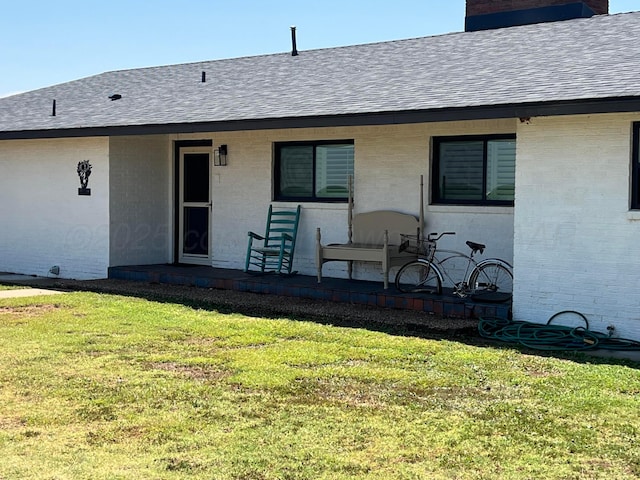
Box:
478;312;640;351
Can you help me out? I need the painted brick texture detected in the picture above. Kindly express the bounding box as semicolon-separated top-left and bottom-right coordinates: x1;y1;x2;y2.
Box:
208;120;515;280
0;120;516;286
466;0;608;15
0;137;110;279
513;113;640;341
109;135;172;266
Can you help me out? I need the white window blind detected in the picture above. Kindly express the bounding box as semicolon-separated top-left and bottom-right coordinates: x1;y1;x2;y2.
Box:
486;139;516;201
315;144;355;198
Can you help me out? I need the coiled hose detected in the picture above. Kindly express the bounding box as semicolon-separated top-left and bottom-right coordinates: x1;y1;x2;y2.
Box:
478;311;640;351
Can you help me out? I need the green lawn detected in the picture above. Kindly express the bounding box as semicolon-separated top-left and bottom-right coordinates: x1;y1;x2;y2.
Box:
0;285;28;290
0;292;639;479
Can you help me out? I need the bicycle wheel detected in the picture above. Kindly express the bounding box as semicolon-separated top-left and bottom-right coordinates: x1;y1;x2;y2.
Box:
468;262;513;302
395;260;442;294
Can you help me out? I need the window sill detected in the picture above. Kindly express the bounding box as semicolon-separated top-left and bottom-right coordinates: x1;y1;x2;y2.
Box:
271;201;348;211
428;204;514;215
627;211;640;222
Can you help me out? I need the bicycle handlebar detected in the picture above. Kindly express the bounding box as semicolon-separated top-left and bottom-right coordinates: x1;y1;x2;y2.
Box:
427;232;456;241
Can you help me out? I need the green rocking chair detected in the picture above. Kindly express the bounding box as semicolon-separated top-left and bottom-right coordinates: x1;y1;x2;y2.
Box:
245;205;301;275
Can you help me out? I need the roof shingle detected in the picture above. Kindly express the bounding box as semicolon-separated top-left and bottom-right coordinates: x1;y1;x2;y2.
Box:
1;11;639;136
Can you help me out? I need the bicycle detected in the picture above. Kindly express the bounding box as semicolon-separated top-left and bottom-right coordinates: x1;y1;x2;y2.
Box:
394;232;513;301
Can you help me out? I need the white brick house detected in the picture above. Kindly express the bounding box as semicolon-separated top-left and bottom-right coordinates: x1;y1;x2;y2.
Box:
2;1;640;339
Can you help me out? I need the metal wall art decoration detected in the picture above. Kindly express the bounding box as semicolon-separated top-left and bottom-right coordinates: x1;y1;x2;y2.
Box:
77;160;92;195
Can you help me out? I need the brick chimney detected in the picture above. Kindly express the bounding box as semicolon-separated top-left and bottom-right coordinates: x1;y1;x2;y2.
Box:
465;1;609;31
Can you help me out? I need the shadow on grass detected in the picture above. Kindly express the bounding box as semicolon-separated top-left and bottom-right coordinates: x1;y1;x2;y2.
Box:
42;280;640;370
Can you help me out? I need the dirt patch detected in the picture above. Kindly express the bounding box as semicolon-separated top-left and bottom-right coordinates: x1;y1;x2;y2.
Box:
0;304;60;316
148;361;231;382
0;416;26;430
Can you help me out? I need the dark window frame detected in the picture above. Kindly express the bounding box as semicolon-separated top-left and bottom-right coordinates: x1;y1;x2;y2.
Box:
432;134;516;206
632;122;640;210
274;139;355;202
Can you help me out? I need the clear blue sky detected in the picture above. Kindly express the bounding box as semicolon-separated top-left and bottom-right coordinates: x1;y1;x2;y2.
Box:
1;0;638;98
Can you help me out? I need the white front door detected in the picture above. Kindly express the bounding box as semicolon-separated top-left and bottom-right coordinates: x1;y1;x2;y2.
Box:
179;147;212;265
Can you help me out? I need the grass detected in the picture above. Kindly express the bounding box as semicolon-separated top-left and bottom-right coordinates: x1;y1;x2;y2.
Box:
0;291;639;479
0;285;28;290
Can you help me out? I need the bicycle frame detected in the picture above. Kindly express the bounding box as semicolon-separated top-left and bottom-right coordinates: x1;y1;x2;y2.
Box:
416;250;512;297
395;231;513;298
428;249;478;295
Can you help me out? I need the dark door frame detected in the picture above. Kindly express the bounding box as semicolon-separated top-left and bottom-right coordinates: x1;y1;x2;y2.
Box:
173;139;213;264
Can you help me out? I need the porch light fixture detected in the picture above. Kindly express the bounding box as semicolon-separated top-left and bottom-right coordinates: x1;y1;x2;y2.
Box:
214;144;228;166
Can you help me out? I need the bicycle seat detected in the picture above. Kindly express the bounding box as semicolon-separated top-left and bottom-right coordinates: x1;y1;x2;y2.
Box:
466;241;485;254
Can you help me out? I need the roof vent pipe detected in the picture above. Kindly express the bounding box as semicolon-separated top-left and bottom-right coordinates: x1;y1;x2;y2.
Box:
290;26;298;56
202;71;206;83
51;99;56;117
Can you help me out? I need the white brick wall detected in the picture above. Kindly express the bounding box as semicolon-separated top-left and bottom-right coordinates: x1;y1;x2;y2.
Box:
205;120;516;279
0;119;516;286
109;135;172;266
6;114;640;341
513;113;640;339
0;137;110;279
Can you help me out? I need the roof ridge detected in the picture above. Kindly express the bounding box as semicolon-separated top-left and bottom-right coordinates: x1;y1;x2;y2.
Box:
98;10;640;77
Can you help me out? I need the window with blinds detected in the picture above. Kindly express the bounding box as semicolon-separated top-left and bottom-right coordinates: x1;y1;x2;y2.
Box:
433;135;515;205
275;141;354;201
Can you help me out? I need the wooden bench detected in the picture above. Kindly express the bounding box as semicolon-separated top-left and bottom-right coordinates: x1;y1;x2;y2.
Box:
315;176;424;289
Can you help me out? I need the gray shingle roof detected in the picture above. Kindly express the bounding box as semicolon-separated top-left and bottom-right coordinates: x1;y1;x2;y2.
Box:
1;11;639;137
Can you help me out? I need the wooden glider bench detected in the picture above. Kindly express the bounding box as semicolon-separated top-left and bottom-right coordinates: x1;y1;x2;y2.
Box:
315;176;425;290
